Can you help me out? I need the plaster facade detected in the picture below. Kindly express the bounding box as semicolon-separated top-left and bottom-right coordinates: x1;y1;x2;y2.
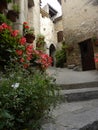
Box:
40;9;57;51
40;8;57;55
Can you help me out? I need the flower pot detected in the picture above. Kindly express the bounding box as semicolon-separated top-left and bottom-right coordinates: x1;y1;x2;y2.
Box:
25;34;35;43
36;42;42;48
7;10;19;22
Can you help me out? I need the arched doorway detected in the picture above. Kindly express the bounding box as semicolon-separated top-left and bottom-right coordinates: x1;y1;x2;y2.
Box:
49;44;56;66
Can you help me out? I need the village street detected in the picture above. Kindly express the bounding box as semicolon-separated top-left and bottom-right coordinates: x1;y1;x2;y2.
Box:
47;67;98;86
0;0;98;129
42;67;98;130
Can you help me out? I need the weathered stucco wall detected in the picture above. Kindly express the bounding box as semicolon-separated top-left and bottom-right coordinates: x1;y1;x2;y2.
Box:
40;10;57;54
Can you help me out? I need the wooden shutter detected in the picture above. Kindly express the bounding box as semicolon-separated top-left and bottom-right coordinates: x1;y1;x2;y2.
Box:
57;31;63;42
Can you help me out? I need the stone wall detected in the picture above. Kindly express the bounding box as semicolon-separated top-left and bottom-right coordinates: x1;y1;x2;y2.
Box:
61;0;98;40
54;16;63;48
61;0;98;66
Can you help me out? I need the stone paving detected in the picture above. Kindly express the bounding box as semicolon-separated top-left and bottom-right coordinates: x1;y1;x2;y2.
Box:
43;67;98;130
42;99;98;130
47;67;98;85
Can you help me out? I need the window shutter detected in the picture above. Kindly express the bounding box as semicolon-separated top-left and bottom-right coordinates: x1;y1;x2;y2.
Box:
57;31;63;42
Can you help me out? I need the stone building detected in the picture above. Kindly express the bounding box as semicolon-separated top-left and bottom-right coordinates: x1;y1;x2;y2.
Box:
40;5;57;55
54;16;63;48
14;0;40;36
40;4;62;66
58;0;98;70
6;0;41;48
7;0;66;67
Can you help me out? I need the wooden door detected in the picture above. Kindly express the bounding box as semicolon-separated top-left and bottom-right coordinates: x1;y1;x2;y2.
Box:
79;39;95;71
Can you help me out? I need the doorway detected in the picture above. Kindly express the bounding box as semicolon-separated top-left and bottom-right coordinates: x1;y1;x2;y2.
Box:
49;44;56;66
79;38;95;71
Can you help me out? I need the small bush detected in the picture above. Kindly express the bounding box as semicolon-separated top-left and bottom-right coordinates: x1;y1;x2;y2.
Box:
55;44;67;68
0;66;60;130
0;13;12;25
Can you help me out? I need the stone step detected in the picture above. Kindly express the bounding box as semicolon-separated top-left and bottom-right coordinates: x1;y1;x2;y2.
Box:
57;81;98;90
61;87;98;102
42;99;98;130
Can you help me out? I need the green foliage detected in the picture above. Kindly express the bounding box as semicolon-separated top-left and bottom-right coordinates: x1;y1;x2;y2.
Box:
12;4;20;13
5;0;12;3
0;66;60;130
36;34;45;51
0;26;21;70
0;13;12;25
55;44;67;68
0;0;12;3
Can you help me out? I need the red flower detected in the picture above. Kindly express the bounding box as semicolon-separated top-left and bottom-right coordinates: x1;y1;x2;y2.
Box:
23;22;28;25
23;63;29;68
19;37;26;45
24;25;29;29
26;45;33;54
2;23;8;29
27;55;32;61
7;26;12;32
95;58;98;62
16;50;23;56
11;30;19;37
0;25;3;32
20;58;25;63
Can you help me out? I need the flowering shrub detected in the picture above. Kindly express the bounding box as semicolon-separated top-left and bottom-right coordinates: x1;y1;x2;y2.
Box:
36;34;46;50
31;50;52;70
0;23;52;71
0;66;60;130
23;22;34;36
23;22;35;43
0;23;20;69
0;22;59;130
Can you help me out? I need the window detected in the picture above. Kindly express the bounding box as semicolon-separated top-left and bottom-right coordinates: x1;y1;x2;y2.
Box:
57;31;63;42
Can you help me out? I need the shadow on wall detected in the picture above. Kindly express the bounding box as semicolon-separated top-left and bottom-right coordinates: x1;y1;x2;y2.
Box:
86;0;98;6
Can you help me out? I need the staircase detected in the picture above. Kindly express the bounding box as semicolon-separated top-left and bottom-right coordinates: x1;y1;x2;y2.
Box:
60;82;98;102
43;68;98;130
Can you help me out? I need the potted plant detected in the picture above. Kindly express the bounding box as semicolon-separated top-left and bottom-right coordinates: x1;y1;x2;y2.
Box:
7;3;20;22
36;34;45;50
23;22;35;43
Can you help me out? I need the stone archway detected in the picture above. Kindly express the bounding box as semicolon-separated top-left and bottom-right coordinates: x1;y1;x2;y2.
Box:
49;44;56;66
